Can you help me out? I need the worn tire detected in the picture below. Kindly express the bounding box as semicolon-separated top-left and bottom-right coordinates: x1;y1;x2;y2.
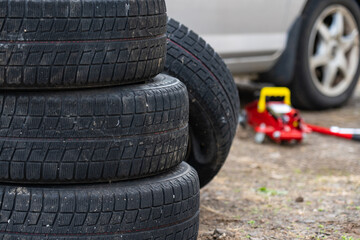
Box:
0;162;200;240
0;0;167;89
165;19;240;187
0;74;189;184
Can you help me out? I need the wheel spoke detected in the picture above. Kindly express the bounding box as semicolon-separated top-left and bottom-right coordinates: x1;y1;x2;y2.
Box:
310;53;330;68
341;30;359;52
336;52;349;78
318;22;332;42
330;11;344;37
323;62;338;89
311;41;330;68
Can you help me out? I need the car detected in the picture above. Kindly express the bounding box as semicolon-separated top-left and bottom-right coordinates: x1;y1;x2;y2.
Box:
167;0;360;110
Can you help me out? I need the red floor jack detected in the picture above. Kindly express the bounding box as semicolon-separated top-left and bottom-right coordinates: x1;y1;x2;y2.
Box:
242;87;360;144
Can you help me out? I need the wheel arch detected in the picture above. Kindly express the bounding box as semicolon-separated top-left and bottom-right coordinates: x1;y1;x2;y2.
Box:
257;15;303;86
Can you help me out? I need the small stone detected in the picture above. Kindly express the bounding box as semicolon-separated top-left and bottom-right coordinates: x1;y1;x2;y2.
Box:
295;196;304;203
213;228;226;236
212;228;234;239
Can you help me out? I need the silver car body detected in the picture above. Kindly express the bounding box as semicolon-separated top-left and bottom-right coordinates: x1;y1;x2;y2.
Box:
167;0;307;73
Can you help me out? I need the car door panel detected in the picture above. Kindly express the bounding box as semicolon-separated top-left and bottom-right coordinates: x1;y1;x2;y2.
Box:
167;0;306;73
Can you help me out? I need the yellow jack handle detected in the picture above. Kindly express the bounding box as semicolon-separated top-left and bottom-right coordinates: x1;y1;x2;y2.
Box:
258;87;292;113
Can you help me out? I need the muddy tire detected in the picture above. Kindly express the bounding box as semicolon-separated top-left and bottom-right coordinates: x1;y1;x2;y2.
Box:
0;74;189;184
0;0;167;89
165;19;240;187
0;162;200;240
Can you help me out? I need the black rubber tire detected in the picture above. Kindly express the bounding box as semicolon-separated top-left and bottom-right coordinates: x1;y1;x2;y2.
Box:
0;0;167;41
0;0;167;90
0;74;189;184
165;19;240;188
0;162;200;240
291;0;360;110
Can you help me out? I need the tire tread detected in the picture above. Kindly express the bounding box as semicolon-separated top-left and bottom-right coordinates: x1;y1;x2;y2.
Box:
0;0;167;41
0;75;190;184
0;163;200;239
165;18;240;187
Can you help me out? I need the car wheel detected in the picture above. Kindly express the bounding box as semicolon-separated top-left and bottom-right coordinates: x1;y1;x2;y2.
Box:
292;0;360;109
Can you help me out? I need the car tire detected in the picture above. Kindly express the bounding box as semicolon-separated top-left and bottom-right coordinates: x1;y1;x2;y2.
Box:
0;74;189;184
165;19;240;187
0;0;167;89
0;162;200;240
292;0;360;109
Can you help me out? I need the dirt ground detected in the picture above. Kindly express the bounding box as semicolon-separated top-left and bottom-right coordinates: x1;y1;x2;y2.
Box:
198;82;360;240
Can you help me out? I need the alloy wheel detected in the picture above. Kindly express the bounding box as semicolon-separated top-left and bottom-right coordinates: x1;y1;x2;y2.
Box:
308;5;359;97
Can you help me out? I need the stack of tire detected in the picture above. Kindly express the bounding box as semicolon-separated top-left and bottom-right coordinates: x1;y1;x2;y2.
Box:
0;0;239;239
0;0;200;239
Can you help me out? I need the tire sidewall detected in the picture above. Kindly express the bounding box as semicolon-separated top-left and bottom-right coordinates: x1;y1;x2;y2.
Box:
296;0;360;109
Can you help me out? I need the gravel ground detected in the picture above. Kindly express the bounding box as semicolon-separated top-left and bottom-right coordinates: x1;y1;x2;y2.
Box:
198;82;360;240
